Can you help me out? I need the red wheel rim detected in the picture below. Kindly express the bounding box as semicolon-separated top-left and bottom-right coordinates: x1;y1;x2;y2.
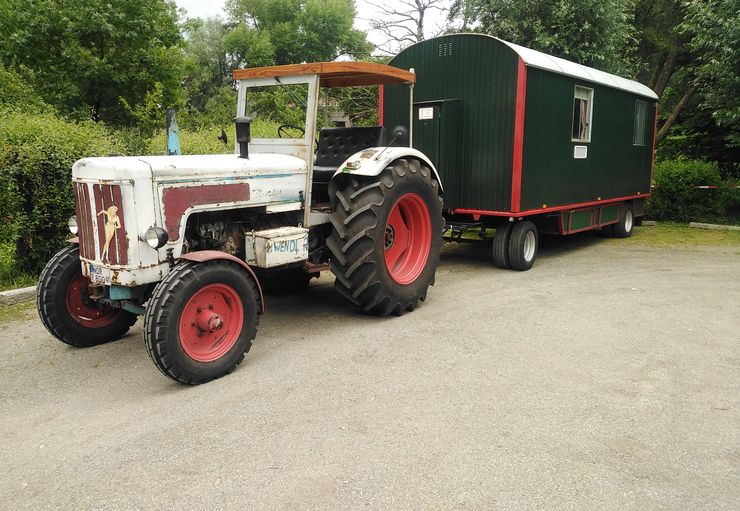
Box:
384;192;432;285
65;273;120;328
178;284;244;363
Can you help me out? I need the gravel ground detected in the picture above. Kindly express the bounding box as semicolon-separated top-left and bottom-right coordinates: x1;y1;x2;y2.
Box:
1;231;738;510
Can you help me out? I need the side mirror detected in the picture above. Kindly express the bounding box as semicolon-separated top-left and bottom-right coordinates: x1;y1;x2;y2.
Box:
234;116;252;159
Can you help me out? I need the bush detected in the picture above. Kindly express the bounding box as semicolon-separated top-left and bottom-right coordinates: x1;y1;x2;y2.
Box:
0;108;115;275
144;119;281;155
647;158;731;222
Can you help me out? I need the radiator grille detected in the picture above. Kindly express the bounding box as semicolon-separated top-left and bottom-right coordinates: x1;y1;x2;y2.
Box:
73;182;129;265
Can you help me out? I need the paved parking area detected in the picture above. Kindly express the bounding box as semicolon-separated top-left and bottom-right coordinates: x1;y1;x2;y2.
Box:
1;231;738;510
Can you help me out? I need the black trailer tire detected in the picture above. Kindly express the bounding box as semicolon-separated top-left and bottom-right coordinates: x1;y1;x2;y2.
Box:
36;245;137;347
612;203;634;238
328;158;443;316
492;222;513;268
508;221;538;271
144;260;259;385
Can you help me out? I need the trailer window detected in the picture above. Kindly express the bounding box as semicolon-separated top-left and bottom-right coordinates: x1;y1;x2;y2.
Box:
571;86;593;143
633;100;648;146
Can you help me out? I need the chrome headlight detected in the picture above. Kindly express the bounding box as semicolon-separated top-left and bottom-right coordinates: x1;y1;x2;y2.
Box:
68;215;78;235
144;227;168;249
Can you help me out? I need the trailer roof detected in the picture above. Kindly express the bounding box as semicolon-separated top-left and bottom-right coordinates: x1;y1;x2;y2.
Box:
232;62;416;88
498;39;658;100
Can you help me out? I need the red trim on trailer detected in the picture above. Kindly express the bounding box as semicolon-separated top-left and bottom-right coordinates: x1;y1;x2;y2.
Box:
450;194;645;218
180;250;264;314
378;84;384;126
510;58;527;212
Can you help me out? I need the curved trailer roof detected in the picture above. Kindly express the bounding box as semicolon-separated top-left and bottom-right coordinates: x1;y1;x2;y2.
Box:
498;38;658;99
232;62;416;88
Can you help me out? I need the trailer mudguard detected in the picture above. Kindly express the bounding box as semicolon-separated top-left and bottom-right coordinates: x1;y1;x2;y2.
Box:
180;250;265;313
331;147;444;193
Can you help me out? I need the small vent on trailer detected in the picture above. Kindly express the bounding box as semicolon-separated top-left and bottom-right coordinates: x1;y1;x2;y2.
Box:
573;145;588;159
437;42;453;57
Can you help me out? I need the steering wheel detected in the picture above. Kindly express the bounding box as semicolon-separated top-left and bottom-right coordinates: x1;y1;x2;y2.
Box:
277;124;305;138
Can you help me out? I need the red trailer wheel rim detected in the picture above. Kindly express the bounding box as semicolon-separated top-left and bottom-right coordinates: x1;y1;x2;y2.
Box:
179;284;244;362
384;193;432;284
65;273;120;328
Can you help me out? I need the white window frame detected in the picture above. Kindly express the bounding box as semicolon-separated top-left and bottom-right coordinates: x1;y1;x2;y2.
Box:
633;100;647;146
571;86;594;143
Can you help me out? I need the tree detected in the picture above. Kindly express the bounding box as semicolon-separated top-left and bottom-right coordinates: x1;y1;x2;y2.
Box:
0;0;184;126
365;0;450;55
224;0;372;66
449;0;637;74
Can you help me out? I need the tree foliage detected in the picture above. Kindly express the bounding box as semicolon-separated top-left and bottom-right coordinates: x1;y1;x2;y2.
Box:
224;0;372;66
0;0;184;126
449;0;637;74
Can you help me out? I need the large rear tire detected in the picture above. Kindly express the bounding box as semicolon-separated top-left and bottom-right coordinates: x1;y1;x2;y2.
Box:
328;158;443;315
144;260;259;384
37;245;137;347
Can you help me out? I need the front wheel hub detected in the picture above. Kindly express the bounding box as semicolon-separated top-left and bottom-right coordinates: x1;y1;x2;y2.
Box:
179;284;244;362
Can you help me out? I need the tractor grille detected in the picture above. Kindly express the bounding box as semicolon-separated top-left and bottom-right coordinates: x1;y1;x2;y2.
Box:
73;182;129;265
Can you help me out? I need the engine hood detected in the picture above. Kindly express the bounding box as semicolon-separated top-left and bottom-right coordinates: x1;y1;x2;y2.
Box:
73;153;307;181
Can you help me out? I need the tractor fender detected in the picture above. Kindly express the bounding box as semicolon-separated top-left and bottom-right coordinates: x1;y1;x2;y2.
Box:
330;147;444;193
180;251;265;314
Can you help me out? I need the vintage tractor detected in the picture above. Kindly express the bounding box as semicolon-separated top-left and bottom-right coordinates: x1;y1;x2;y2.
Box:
37;62;444;384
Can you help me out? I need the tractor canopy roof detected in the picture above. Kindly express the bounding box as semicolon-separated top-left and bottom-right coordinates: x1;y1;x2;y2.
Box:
232;62;415;88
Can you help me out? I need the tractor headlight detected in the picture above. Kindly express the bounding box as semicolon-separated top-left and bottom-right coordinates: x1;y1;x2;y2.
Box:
144;227;168;249
68;215;78;235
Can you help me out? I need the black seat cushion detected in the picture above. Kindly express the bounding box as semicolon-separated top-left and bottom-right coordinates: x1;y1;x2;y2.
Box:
313;126;386;184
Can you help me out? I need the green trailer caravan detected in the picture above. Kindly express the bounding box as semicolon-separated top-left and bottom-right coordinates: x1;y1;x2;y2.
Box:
383;34;658;270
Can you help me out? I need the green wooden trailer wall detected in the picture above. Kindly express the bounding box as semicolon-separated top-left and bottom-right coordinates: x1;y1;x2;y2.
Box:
383;34;658;216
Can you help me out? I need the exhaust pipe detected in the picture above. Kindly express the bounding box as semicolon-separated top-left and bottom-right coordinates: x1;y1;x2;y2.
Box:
234;116;252;159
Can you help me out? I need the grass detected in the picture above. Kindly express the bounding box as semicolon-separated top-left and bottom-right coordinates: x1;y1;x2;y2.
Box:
627;222;740;248
0;273;36;292
0;300;36;324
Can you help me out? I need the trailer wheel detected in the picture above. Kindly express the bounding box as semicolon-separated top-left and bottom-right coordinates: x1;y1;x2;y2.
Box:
508;221;538;271
492;222;513;268
328;158;443;315
37;245;137;347
612;203;634;238
144;260;259;384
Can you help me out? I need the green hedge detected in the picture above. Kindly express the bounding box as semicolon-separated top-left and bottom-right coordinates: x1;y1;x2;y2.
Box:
647;159;737;223
0;108;116;275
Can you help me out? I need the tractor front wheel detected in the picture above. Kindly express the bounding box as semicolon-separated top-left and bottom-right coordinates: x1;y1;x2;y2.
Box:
328;158;443;315
37;245;137;347
144;260;259;384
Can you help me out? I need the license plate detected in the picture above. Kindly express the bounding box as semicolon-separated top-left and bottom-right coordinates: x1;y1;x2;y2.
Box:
88;263;111;284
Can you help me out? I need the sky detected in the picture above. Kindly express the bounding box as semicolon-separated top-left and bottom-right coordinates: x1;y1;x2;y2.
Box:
173;0;453;50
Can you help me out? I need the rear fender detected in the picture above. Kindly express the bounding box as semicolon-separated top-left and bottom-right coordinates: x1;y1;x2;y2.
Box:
180;251;265;314
330;147;444;193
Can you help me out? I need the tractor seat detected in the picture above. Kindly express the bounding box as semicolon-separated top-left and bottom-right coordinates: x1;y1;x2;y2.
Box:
312;126;386;184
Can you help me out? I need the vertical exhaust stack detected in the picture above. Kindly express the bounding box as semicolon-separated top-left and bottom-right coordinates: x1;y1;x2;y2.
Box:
234;116;252;159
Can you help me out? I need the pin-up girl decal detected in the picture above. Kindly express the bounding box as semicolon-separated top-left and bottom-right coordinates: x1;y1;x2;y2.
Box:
97;205;121;262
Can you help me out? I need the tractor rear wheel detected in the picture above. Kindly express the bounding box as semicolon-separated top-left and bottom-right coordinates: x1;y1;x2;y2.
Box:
328;158;443;315
492;222;513;268
37;245;137;347
144;260;259;384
